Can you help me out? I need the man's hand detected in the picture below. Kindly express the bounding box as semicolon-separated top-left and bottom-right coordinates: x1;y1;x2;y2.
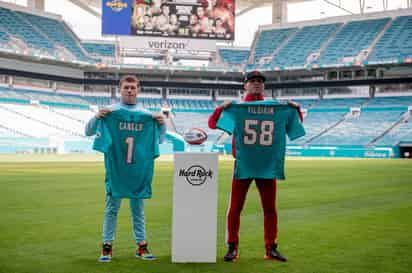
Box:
287;100;300;109
219;100;232;109
152;112;165;125
95;108;112;119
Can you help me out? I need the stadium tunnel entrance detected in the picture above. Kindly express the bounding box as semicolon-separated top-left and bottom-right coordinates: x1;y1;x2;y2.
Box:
399;144;412;158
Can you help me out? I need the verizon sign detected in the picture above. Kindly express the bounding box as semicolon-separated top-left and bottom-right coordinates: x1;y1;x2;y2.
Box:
120;36;216;52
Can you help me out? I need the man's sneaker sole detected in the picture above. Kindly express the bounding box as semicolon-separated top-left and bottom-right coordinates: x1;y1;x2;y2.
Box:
224;254;239;262
98;256;112;263
136;254;156;261
263;255;287;262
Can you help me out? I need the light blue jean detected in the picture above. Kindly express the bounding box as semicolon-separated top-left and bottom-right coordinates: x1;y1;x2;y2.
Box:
102;194;146;244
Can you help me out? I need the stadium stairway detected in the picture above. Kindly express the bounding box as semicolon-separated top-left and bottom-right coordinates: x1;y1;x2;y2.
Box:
362;18;394;62
306;23;345;66
61;21;95;62
0;28;27;53
0;123;32;137
49;107;87;124
0;103;83;137
247;27;297;71
0;7;55;57
303;111;351;144
17;8;94;62
315;17;390;66
368;15;412;63
377;110;412;145
246;28;261;68
368;110;411;145
12;10;58;56
310;109;405;146
259;28;299;70
271;23;342;69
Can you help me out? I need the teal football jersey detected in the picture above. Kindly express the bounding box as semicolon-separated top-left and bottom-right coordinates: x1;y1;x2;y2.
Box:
93;109;160;199
217;100;305;180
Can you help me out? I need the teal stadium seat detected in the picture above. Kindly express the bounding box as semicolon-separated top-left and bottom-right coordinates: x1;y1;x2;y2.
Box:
316;18;390;66
19;10;95;62
0;7;55;56
311;110;404;145
82;42;116;58
218;49;249;65
368;16;412;63
270;23;341;69
248;27;297;70
288;111;346;145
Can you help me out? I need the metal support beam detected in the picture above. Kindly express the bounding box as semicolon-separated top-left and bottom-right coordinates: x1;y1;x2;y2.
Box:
359;0;366;15
272;0;288;24
321;0;356;15
68;0;100;19
383;0;388;10
27;0;45;11
235;4;265;17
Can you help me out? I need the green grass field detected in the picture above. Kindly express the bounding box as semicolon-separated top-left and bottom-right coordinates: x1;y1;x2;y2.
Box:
0;155;411;273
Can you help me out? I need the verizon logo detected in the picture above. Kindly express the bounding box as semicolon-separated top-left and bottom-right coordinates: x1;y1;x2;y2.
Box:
148;40;188;50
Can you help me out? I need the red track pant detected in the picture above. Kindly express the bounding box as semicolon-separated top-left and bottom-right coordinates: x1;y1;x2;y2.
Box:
226;178;278;249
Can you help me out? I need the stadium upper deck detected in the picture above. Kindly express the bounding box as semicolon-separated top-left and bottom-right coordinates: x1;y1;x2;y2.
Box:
0;2;411;72
245;9;412;70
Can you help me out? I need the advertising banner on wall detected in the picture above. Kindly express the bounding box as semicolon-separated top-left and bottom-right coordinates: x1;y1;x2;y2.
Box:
119;35;217;51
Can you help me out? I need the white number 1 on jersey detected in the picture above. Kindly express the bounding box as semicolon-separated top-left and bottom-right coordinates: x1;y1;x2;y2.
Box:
125;136;134;164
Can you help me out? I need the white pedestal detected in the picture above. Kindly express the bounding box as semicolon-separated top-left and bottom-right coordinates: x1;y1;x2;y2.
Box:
172;152;218;263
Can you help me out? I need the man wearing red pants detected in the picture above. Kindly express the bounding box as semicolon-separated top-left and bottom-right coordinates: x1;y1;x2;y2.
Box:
208;71;304;262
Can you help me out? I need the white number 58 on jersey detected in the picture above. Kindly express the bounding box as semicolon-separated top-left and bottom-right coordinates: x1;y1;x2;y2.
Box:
243;119;274;146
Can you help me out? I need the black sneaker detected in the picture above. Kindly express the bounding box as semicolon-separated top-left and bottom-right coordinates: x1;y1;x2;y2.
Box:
224;243;239;262
264;243;287;262
98;243;112;262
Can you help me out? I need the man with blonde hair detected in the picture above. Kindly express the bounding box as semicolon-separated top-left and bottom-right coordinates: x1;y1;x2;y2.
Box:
86;75;165;262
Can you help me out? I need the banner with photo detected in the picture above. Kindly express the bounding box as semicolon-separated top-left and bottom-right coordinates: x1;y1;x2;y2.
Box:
102;0;235;41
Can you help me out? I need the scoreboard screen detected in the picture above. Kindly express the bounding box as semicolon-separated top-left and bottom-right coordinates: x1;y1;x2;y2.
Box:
102;0;235;41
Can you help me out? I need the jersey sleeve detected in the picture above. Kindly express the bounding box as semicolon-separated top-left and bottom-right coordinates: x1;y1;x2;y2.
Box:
208;106;224;129
158;123;166;144
92;119;112;153
216;107;235;135
286;108;306;141
153;121;160;159
84;116;98;136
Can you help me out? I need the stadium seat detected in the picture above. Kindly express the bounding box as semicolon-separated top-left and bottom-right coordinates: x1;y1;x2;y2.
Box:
368;16;412;63
82;42;116;58
270;23;342;69
311;110;405;145
316;18;390;66
218;48;250;65
251;28;297;69
0;7;56;57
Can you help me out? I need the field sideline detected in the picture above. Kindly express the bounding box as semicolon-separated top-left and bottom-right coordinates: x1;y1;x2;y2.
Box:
0;155;411;273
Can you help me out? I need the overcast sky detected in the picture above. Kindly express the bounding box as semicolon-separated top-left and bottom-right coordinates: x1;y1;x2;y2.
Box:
1;0;410;46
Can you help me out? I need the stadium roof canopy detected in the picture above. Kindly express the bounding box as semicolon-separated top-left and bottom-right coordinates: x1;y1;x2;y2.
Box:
67;0;314;21
67;0;405;24
71;0;307;11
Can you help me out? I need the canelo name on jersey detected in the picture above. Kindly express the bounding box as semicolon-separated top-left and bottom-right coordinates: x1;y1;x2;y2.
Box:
93;108;160;199
217;100;305;180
